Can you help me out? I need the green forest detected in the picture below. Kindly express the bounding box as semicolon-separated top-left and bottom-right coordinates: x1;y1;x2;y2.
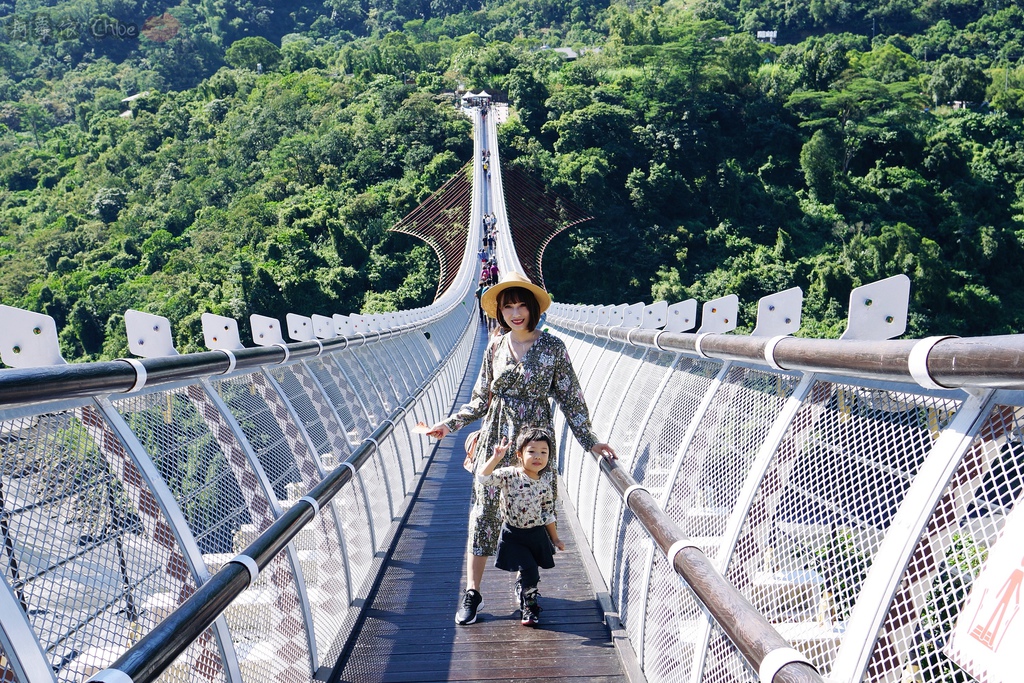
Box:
1;0;1023;359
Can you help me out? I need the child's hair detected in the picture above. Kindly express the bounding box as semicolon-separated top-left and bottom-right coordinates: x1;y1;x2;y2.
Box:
515;426;554;472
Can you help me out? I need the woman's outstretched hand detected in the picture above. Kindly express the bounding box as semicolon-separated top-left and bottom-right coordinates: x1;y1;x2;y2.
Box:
426;422;450;439
591;442;617;461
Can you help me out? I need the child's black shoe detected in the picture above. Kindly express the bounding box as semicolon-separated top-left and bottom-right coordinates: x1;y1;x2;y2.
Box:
520;587;540;627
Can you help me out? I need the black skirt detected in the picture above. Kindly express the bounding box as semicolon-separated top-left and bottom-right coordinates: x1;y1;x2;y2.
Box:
494;523;556;572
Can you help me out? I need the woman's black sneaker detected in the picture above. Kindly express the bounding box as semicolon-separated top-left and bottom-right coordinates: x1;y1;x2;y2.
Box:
455;589;483;625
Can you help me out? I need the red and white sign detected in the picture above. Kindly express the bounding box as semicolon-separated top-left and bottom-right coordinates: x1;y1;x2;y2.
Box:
946;500;1024;683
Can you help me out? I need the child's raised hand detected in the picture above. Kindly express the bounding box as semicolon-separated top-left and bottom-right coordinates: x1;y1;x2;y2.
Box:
493;436;509;460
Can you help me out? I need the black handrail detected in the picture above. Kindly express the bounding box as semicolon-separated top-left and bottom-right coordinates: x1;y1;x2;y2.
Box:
551;316;1024;390
85;309;475;683
596;453;826;683
0;310;464;409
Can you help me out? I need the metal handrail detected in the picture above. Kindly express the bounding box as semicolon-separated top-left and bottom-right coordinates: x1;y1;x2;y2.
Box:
596;452;825;683
550;316;1024;390
86;305;476;683
0;315;466;409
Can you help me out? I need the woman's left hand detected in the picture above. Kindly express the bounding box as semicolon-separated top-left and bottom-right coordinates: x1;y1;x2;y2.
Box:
591;442;617;461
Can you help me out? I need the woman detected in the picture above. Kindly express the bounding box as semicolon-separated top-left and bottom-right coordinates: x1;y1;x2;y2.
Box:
427;271;616;625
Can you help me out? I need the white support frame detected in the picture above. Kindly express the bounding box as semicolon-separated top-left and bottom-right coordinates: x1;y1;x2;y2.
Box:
828;388;995;683
0;578;57;683
635;359;732;666
93;397;245;683
686;370;816;683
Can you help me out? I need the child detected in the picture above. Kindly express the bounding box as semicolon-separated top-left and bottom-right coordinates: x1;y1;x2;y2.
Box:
478;426;565;626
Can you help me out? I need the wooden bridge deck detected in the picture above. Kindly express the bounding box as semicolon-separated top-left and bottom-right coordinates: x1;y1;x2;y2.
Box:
328;325;630;683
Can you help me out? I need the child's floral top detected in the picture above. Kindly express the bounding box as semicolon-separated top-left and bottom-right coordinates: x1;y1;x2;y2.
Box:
477;467;556;528
443;330;598;473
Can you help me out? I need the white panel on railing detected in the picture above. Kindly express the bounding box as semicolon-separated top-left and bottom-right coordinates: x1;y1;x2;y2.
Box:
311;314;334;339
125;310;179;358
642;301;668;329
251;314;286;346
751;287;803;338
665;300;698;333
0;305;66;368
697;294;739;335
841;274;910;341
202;313;244;350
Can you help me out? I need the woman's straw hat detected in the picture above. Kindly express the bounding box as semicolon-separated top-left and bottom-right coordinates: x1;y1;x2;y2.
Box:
481;271;552;318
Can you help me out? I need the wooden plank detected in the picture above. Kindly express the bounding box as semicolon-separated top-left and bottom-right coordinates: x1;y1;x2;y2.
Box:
327;327;629;682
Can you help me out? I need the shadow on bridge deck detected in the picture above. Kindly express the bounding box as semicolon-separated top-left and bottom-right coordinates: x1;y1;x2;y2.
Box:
328;324;628;683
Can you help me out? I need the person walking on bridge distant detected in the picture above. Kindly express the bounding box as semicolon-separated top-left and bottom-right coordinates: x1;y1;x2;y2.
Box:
426;271;616;625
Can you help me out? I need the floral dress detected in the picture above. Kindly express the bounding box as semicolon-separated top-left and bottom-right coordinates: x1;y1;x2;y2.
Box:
443;331;598;555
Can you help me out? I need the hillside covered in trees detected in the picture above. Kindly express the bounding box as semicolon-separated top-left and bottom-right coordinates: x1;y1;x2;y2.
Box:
1;0;1023;359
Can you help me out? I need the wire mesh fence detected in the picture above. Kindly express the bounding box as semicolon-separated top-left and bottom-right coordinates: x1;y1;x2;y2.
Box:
4;289;1022;683
545;314;1019;683
0;311;475;683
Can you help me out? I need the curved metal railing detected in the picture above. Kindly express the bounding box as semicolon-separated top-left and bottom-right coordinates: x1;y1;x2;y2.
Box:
546;295;1024;683
0;305;478;683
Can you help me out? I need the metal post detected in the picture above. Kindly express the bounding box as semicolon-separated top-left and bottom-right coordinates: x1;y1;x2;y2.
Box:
328;356;383;550
602;348;681;614
0;577;56;683
361;345;410;496
568;333;615;507
634;358;731;668
829;388;996;683
282;362;358;605
326;353;376;439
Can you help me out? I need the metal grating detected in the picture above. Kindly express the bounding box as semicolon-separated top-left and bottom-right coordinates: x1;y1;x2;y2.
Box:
714;380;962;681
635;356;723;500
0;407;222;682
359;454;396;546
374;343;414;400
862;402;1022;683
617;354;721;680
304;357;367;447
211;371;352;671
665;365;798;565
565;339;618;511
615;510;654;664
588;346;655;586
391;335;428;388
591;348;676;587
214;374;304;501
263;367;333;466
576;341;638;548
0;305;474;683
353;348;399;414
642;550;709;683
113;387;312;683
333;356;386;426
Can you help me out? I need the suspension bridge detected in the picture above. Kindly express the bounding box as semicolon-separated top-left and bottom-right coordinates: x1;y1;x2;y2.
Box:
2;99;1024;683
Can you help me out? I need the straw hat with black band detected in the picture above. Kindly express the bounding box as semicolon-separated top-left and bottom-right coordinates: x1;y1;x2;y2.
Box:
480;271;552;319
